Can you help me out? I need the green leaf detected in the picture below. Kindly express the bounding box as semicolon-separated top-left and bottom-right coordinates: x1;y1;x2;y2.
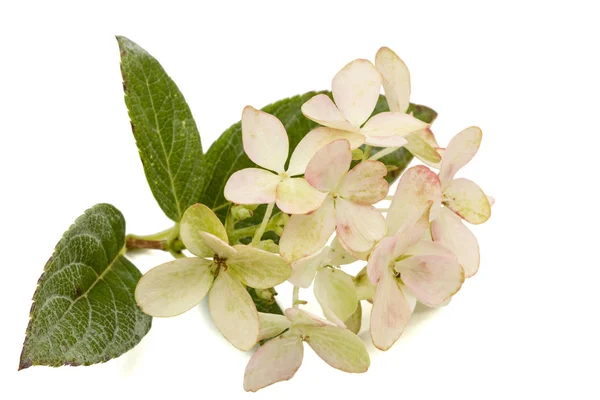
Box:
117;36;203;222
19;204;152;369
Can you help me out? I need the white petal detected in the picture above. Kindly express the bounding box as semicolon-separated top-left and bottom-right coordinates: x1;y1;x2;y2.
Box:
387;165;442;234
431;207;480;278
209;270;259;350
242;106;288;173
305;139;351;192
227;245;291;289
370;271;411;351
443;178;492;224
135;258;214;317
335;198;387;254
301;325;370;372
279;196;336;262
366;236;397;285
395;253;464;307
438;126;482;186
276;177;328;214
287;127;365;176
363;135;408;148
404;132;443;168
244;334;304;392
361;112;428;139
338;160;389;205
332;59;382;127
198;231;237;259
314;268;358;323
180;203;228;258
288;246;330;288
224;168;280;205
406;239;455;258
300;94;358;132
258;312;292;341
375;47;411;113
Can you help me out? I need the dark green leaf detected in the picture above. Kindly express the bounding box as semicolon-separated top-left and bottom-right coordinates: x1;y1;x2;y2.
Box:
19;204;152;369
117;36;203;222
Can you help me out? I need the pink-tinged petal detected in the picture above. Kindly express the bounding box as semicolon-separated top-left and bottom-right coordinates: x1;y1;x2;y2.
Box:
305;139;352;192
443;178;491;224
395;254;464;307
244;334;304;392
279;196;336;262
438;126;483;186
363;135;409;148
198;231;237;259
301;325;370;372
288;246;329;288
242;106;289;173
339;160;389;205
314;268;358;324
419;127;441;149
387;165;442;234
431;207;480;278
135;258;214;317
375;47;410;113
370;271;411;351
332;59;382;127
209;270;259;350
286;308;336;327
406;239;455;258
393;213;431;257
224;168;280;205
300;94;358;132
287;127;365;176
227;245;291;289
335;198;387;255
258;312;292;341
487;195;496;206
276;177;328;215
362;112;429;139
404;132;443;168
367;236;398;285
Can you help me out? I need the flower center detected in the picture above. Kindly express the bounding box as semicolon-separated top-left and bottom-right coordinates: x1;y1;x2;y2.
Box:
279;171;289;179
213;254;228;271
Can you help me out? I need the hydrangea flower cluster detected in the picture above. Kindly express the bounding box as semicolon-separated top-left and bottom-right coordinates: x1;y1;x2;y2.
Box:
134;46;492;391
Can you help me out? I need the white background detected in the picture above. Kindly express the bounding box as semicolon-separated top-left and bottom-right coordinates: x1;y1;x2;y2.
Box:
1;1;599;398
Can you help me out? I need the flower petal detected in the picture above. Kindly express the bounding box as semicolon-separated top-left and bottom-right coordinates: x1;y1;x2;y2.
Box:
279;196;336;262
367;236;397;285
180;203;228;258
438;126;482;186
363;135;409;147
224;168;280;205
404;132;443;168
375;46;410;113
288;246;330;288
361;112;428;139
301;325;370;372
300;94;358;132
242;106;288;173
314;268;358;324
305;139;351;192
431;207;480;278
387;165;442;234
276;177;328;214
285;308;334;327
344;302;363;334
335;199;386;254
135;258;214;317
443;178;491;224
209;270;259;350
332;59;382;127
395;253;464;307
244;334;304;392
327;237;358;266
339;160;389;205
258;312;292;341
226;245;291;289
198;231;237;258
287;127;365;176
370;271;411;351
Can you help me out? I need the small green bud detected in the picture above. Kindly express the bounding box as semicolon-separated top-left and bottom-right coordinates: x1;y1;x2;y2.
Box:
268;212;289;236
255;288;277;302
351;148;364;160
255;239;280;253
231;205;253;221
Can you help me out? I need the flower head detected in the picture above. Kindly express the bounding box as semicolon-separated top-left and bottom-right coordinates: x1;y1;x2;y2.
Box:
224;106;328;214
243;308;370;392
135;204;291;350
279;139;388;261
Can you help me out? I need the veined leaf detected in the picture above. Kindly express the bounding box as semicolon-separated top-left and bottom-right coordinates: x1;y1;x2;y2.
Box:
117;36;203;222
19;204;152;369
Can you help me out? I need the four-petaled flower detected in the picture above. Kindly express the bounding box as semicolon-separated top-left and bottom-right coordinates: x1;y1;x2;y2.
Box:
431;126;493;277
224;106;327;214
279;139;388;262
367;165;464;350
135;203;291;350
244;308;370;392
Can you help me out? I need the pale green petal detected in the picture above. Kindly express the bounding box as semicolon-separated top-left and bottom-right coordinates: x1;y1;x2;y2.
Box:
199;232;237;259
288;246;329;288
180;203;228;257
344;302;363;334
258;312;292;341
314;268;358;324
286;308;334;328
404;132;442;167
227;245;291;289
302;325;370;373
